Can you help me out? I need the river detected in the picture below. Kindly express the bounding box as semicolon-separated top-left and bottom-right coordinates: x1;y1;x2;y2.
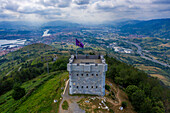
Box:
42;29;51;37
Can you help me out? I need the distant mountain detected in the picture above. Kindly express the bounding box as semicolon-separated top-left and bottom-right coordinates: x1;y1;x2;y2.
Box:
41;20;80;29
102;19;141;27
0;21;42;29
0;19;170;38
40;20;81;34
117;18;170;38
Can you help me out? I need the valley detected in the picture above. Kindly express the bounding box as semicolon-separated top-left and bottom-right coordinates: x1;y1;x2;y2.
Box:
0;18;170;113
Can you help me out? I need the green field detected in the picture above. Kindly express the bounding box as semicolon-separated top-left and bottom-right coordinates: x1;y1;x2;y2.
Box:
0;71;68;113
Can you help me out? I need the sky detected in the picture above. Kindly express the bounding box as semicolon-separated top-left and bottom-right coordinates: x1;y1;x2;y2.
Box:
0;0;170;24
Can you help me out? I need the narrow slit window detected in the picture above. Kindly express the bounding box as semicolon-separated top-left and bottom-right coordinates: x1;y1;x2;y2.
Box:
82;86;83;88
77;86;78;88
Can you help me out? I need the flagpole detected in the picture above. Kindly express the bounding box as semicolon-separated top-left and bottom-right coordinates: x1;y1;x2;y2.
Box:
76;45;77;59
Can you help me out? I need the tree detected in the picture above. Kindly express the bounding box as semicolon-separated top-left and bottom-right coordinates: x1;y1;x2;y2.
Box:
131;90;145;111
151;86;163;100
151;106;164;113
107;65;117;79
105;85;110;91
139;82;151;96
59;63;67;70
12;85;26;100
140;97;152;113
154;101;164;110
52;58;67;71
151;101;165;113
89;52;95;55
126;85;139;99
0;78;13;95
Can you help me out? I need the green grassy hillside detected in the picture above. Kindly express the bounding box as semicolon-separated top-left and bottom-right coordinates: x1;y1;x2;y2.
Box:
0;43;55;78
0;71;68;113
0;43;169;113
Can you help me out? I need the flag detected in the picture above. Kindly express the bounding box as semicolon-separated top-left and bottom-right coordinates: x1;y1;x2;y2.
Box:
76;38;84;48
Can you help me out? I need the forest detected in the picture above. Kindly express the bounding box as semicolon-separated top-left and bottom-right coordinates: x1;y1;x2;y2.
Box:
105;55;169;113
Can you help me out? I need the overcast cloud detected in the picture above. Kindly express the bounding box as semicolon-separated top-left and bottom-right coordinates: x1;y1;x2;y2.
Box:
0;0;170;24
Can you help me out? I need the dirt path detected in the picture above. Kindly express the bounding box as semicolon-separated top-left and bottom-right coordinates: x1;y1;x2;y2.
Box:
106;81;122;106
59;80;85;113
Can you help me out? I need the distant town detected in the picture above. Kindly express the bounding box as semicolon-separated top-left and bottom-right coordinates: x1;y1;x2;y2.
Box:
0;28;136;56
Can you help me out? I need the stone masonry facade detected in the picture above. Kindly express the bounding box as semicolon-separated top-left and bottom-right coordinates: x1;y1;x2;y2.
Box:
67;55;108;96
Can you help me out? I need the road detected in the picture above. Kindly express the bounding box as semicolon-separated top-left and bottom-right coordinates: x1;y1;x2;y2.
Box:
123;40;170;68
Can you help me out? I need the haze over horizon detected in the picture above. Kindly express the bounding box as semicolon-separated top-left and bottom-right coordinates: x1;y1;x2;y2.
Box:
0;0;170;24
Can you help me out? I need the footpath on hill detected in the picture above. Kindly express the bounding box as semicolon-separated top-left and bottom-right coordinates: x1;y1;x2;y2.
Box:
59;79;135;113
59;80;85;113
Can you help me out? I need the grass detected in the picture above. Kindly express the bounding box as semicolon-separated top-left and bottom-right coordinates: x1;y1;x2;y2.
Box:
0;71;68;113
62;100;69;110
135;64;170;86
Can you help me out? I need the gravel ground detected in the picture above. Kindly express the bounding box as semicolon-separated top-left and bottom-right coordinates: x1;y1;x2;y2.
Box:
59;80;85;113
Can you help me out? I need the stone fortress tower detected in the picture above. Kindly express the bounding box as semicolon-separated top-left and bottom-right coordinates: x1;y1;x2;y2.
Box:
67;55;108;96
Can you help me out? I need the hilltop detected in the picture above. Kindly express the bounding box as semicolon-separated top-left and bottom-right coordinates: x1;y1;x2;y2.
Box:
0;43;169;113
118;19;170;39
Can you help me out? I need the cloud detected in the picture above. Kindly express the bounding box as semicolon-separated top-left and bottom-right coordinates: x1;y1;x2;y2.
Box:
0;13;16;19
3;2;19;11
39;0;59;6
0;0;170;23
153;0;170;4
74;0;90;5
58;0;72;8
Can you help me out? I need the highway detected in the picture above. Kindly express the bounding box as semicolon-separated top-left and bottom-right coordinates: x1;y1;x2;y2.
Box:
122;40;170;68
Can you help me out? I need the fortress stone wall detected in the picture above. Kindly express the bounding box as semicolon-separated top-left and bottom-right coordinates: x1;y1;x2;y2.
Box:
67;55;107;96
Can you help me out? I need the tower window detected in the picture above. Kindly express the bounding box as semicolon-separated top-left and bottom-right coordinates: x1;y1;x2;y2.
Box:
96;74;98;76
82;86;83;88
70;86;71;88
92;74;94;76
77;74;79;76
77;86;78;88
81;74;83;76
96;86;98;88
86;74;88;76
91;86;93;88
86;86;88;88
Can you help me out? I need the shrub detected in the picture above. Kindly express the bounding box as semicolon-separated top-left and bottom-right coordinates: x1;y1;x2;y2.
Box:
121;101;127;108
105;85;110;91
12;86;26;100
62;100;69;110
109;109;114;113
